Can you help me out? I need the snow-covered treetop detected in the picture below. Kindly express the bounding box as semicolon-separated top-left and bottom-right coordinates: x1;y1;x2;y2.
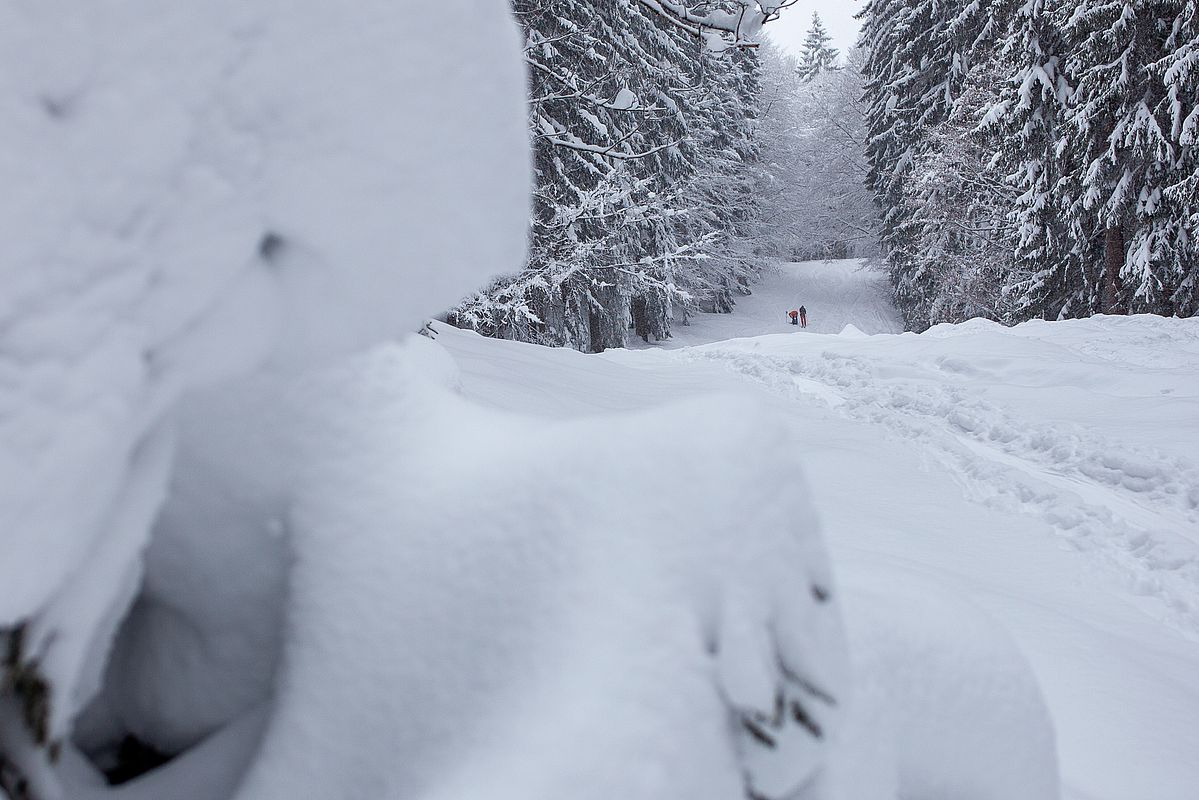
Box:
796;12;841;81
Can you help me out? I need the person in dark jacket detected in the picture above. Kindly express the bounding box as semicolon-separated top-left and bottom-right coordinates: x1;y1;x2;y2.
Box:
798;305;807;328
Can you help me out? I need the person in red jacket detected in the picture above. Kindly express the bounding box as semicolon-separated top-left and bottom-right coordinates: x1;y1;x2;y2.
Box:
788;309;799;325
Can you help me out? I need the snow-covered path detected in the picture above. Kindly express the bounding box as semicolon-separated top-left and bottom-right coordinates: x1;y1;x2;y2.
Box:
440;259;1199;800
637;259;903;348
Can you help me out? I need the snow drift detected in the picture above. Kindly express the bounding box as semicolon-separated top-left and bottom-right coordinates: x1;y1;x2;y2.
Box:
1;1;527;796
229;339;846;800
607;282;1199;800
827;574;1059;800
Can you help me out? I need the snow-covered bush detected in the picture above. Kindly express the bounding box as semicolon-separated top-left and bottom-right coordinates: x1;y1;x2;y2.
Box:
0;1;528;796
0;2;852;799
1;3;1064;800
224;339;847;800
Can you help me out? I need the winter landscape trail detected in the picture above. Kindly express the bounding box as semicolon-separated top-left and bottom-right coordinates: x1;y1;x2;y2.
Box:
637;259;904;347
442;259;1199;800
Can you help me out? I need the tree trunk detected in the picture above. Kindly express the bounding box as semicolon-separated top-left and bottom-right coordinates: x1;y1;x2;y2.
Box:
631;296;651;343
1102;224;1124;313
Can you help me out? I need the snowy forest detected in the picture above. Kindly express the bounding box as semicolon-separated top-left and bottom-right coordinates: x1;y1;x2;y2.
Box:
449;0;1198;347
2;3;1198;800
447;2;877;350
860;0;1199;331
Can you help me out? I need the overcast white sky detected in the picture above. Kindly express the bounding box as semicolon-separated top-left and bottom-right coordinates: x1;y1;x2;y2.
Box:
764;1;864;59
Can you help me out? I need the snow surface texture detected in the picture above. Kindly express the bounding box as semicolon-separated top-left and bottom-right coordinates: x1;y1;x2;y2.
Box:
826;575;1058;800
603;260;1198;800
0;1;528;796
62;333;851;800
433;260;1196;800
229;340;846;800
75;382;296;755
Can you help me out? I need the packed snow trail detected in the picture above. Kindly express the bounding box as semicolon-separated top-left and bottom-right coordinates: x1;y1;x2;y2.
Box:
636;259;902;348
437;259;1199;800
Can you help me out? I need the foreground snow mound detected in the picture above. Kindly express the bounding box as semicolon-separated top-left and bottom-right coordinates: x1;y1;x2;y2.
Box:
76;382;296;756
230;339;847;800
1;1;527;794
825;571;1059;800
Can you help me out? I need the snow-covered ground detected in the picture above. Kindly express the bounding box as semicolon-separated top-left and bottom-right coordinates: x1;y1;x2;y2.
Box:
7;5;1194;797
640;259;903;348
8;246;1196;799
439;259;1199;800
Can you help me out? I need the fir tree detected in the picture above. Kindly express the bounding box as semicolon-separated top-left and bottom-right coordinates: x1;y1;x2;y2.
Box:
905;54;1023;326
758;44;877;260
985;0;1084;321
449;0;769;352
860;0;992;329
860;0;1197;326
1161;2;1199;315
796;12;840;81
1063;0;1199;316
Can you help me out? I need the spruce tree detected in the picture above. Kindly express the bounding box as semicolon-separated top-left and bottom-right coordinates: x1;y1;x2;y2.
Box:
905;53;1022;326
1063;0;1199;316
796;12;840;81
983;1;1082;321
1161;2;1199;316
758;44;877;260
860;0;992;329
450;0;768;352
860;0;1198;326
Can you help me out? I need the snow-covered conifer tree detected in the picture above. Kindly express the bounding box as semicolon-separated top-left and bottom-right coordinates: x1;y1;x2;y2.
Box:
860;0;994;329
795;12;840;81
1062;0;1199;316
905;54;1024;326
450;0;778;352
758;44;877;260
864;0;1197;326
1162;3;1199;315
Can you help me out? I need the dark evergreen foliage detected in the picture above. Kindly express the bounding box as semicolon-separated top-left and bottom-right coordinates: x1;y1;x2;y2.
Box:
860;0;1199;329
449;0;765;352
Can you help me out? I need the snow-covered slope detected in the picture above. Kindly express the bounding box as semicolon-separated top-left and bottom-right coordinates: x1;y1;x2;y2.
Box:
432;259;1199;800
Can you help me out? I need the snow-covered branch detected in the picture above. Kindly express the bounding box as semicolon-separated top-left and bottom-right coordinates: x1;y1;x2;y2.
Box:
635;0;797;51
527;60;667;113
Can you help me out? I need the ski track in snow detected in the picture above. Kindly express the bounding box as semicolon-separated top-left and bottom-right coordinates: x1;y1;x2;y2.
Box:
440;260;1197;800
682;345;1199;638
657;261;1199;639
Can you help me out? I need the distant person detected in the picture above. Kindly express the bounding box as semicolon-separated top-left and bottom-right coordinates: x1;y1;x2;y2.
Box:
799;305;807;328
788;309;799;326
